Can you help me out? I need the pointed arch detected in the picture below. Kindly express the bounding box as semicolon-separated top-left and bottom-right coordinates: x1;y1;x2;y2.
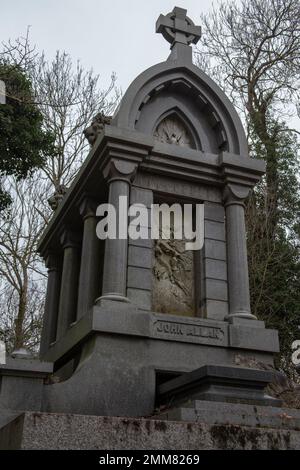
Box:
112;61;248;157
153;108;200;150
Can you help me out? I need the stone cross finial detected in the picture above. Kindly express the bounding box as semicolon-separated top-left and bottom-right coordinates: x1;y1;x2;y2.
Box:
156;6;201;48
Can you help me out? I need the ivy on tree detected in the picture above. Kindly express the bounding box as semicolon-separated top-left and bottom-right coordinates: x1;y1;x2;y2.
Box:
0;65;55;209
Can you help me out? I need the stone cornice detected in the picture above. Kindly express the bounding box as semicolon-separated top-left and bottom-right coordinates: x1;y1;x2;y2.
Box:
220;152;266;188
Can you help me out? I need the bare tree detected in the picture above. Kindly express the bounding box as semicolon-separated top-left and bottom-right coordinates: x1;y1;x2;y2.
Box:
198;0;300;118
32;51;121;188
0;34;120;351
0;277;46;352
0;176;49;351
1;35;121;190
0;27;37;72
197;0;300;234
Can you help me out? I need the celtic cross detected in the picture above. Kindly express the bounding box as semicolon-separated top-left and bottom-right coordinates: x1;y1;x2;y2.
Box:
156;6;201;48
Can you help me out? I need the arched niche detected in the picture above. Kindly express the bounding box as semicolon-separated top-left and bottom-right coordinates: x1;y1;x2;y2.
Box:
135;81;226;153
113;63;248;157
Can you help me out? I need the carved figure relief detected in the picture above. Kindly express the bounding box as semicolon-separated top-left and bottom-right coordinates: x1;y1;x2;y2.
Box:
154;115;193;148
152;235;195;317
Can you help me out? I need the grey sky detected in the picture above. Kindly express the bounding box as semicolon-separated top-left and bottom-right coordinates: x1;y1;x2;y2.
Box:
1;0;215;91
1;0;299;130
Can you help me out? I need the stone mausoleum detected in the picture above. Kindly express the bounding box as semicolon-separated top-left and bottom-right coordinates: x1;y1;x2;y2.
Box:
1;7;300;450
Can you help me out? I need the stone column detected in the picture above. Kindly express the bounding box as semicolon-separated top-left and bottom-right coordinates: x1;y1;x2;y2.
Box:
99;160;137;302
56;230;81;340
224;184;256;320
76;197;101;320
40;253;61;357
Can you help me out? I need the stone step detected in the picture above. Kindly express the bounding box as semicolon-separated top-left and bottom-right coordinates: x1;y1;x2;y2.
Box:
157;364;282;408
155;400;300;431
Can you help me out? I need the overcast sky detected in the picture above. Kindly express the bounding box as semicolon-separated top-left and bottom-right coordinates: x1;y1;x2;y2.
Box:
1;0;215;91
1;0;299;130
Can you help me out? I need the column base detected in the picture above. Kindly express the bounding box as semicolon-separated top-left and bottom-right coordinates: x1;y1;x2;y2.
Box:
95;293;136;311
95;293;131;304
225;311;257;322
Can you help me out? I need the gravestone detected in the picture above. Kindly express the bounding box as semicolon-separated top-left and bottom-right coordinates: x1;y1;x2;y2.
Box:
0;7;281;420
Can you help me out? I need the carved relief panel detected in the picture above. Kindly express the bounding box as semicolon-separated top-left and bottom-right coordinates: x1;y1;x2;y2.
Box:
153;236;195;316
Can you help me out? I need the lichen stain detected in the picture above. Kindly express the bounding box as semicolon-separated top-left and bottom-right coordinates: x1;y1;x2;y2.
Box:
154;420;167;432
145;420;152;435
283;432;291;449
211;424;260;450
32;412;42;427
267;431;290;450
120;418;141;432
186;423;193;433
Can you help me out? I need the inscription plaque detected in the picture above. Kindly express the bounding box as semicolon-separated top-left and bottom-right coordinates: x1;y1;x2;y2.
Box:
152;316;228;347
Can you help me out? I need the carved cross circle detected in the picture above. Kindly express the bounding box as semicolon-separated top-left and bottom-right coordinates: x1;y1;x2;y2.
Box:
156;7;201;46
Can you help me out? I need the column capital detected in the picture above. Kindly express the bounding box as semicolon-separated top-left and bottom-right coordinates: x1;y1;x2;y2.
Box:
60;228;81;249
223;184;251;208
78;196;98;220
45;252;61;272
103;159;137;184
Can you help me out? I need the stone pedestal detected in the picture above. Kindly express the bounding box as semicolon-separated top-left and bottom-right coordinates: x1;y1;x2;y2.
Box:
38;306;280;418
0;357;52;412
157;365;282;407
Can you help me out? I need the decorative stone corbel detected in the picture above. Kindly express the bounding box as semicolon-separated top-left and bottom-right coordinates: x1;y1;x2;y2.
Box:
83;113;112;146
48;185;68;211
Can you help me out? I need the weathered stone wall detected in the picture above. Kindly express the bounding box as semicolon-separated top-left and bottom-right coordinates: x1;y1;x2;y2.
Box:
0;412;299;450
